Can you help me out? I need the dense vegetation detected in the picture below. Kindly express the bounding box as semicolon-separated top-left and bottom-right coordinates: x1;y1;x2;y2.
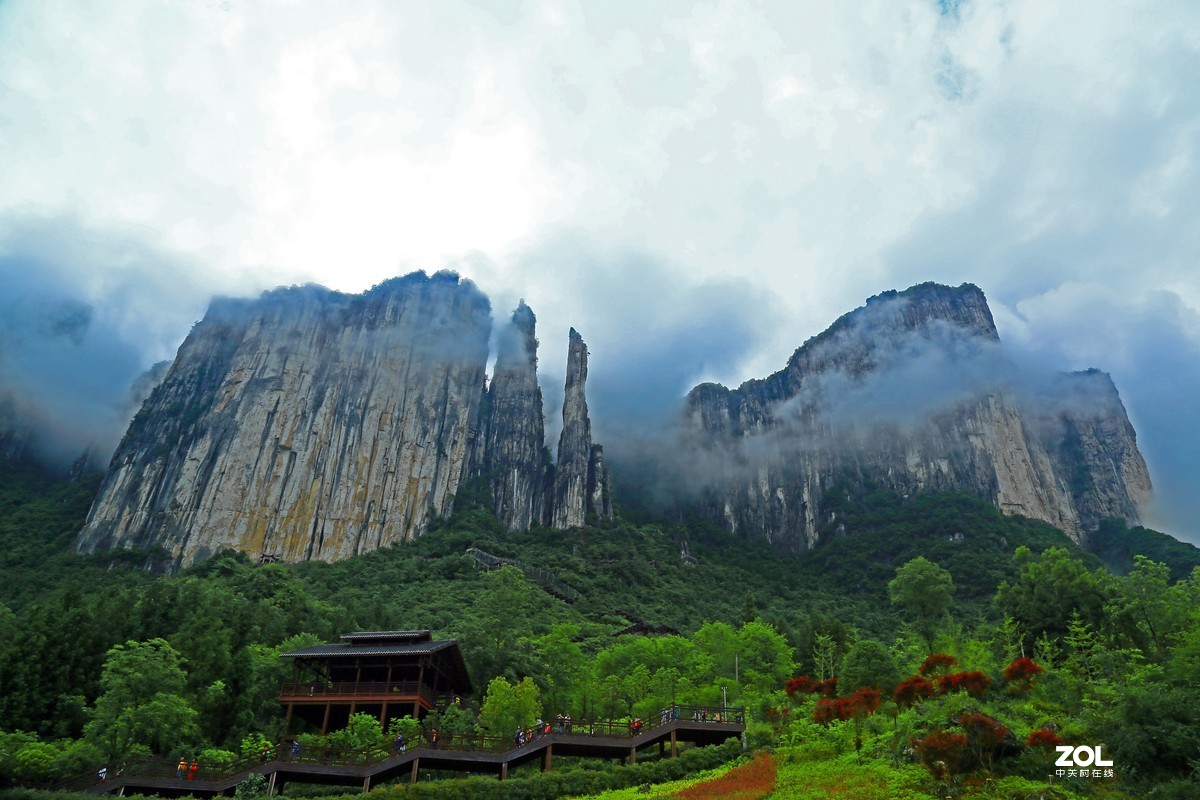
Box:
0;458;1198;798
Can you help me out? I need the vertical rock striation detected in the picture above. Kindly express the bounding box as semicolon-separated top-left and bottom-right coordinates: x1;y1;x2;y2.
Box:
480;300;548;531
76;272;493;567
682;282;1151;550
551;328;612;528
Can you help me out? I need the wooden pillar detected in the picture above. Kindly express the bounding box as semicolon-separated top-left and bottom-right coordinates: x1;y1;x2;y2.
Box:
670;730;678;758
321;703;332;735
362;776;371;793
415;658;426;717
266;771;277;797
410;758;420;784
500;762;508;781
629;748;637;765
379;702;388;725
284;703;294;735
542;744;553;772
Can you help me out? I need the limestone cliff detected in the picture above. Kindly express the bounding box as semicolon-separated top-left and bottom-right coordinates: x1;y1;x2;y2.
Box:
683;283;1151;550
551;329;612;527
76;272;493;567
479;301;548;531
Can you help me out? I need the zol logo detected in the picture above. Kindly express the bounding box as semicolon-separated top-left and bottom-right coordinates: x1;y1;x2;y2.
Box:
1055;745;1113;767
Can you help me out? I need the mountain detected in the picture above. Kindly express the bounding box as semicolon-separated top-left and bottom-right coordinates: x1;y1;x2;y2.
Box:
75;272;611;568
678;282;1152;552
74;276;1152;567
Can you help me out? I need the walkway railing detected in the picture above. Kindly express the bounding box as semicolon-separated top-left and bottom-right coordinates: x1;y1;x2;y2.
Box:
54;705;745;794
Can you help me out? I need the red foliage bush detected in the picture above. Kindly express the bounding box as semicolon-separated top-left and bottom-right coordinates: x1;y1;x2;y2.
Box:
812;687;882;726
937;671;992;697
918;653;958;676
812;698;839;726
1026;728;1063;749
846;686;882;716
961;711;1009;770
961;712;1008;747
813;677;839;697
893;675;937;707
784;675;816;699
914;729;968;781
1003;657;1045;692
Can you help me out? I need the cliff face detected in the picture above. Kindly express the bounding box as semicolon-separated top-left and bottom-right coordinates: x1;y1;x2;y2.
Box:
683;283;1151;550
75;273;613;566
76;272;493;566
479;301;548;531
551;329;612;527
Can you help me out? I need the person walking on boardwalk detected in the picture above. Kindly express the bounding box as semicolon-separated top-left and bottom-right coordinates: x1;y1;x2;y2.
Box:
188;759;198;780
177;757;187;778
394;732;405;754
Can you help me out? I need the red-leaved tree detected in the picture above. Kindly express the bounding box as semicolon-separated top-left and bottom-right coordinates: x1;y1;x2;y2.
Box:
918;653;957;677
1003;657;1045;694
960;712;1009;772
893;675;937;707
784;676;816;700
1026;728;1063;749
937;671;992;697
914;729;968;783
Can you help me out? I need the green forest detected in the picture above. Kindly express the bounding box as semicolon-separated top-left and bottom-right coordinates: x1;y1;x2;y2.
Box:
1;458;1198;799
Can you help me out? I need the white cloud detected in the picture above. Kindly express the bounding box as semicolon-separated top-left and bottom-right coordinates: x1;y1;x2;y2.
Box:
1;0;1198;539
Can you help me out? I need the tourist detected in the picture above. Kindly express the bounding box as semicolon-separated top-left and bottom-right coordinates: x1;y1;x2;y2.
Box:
97;766;107;782
188;759;198;780
393;733;405;754
291;740;302;758
177;757;187;778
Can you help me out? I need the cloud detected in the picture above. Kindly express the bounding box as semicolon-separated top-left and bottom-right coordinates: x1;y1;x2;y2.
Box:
0;1;1197;540
0;215;220;466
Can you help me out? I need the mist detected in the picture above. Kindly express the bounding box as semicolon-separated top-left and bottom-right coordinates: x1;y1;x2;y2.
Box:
0;217;216;468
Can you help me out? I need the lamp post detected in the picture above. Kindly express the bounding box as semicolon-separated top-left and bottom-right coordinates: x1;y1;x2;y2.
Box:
721;686;727;710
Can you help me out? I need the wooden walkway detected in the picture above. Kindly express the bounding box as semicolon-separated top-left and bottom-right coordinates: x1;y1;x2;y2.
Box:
70;712;745;797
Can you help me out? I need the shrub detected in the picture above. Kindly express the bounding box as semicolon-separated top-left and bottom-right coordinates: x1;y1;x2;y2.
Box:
918;653;957;677
1003;657;1044;693
893;675;936;707
1025;728;1062;749
937;671;991;697
913;729;968;782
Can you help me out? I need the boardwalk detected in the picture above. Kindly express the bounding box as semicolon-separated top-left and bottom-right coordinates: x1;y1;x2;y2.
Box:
66;708;745;797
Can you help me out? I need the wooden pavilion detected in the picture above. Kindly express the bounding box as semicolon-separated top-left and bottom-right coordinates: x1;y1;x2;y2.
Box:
279;630;472;735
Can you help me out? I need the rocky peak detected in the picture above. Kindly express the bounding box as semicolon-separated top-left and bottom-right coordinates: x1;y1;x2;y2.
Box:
551;328;612;528
482;301;548;531
680;282;1150;550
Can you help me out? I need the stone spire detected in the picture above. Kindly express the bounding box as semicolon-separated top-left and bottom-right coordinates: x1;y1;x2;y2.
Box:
483;301;548;530
551;328;612;527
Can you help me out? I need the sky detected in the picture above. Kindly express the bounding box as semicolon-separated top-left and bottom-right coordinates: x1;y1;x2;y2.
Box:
0;0;1197;541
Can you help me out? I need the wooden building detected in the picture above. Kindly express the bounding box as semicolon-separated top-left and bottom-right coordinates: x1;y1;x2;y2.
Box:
279;630;472;735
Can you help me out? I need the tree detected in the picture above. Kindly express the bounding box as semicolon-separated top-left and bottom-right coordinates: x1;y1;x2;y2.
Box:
85;639;199;761
888;557;955;652
479;677;540;737
840;640;899;693
995;547;1112;645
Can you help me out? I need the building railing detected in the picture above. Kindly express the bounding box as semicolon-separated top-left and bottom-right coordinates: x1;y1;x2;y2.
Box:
279;681;434;705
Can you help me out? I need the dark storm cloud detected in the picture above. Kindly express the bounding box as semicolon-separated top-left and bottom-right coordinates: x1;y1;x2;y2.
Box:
0;216;213;467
